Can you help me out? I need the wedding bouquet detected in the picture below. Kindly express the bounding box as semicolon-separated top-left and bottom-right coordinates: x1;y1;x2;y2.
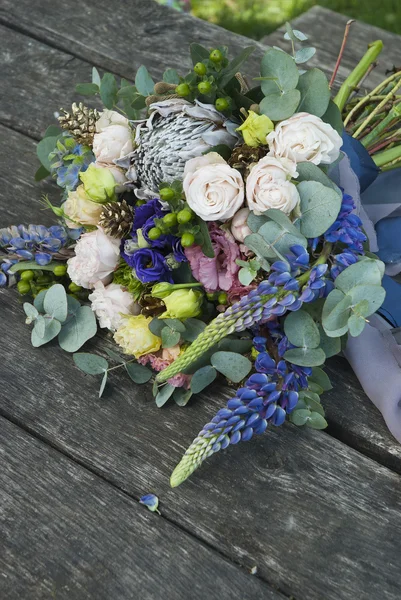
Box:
2;23;399;487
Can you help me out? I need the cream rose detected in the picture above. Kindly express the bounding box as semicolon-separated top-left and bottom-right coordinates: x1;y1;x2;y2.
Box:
62;185;103;229
267;112;343;165
230;207;252;243
88;282;140;331
67;228;120;289
183;152;244;221
93;109;133;163
246;156;300;215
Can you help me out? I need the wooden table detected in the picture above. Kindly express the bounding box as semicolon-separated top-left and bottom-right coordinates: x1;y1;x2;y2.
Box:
1;3;401;598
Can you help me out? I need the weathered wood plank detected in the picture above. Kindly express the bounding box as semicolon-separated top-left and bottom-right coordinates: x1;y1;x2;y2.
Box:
1;21;401;474
0;417;281;600
1;287;401;600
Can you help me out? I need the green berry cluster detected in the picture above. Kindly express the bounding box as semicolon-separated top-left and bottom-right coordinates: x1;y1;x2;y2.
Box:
17;266;68;296
153;183;203;249
175;48;232;114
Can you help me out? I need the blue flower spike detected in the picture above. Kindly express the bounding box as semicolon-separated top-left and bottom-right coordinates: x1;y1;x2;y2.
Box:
139;493;161;515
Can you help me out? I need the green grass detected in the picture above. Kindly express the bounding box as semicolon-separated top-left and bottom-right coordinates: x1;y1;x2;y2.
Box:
190;0;401;39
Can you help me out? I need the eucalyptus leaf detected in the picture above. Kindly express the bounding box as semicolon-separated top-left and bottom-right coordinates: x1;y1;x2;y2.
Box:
33;290;47;312
322;289;352;337
310;367;333;391
161;326;181;348
284;27;308;42
322;100;344;135
43;284;68;323
296;68;330;116
92;67;101;87
181;318;206;342
148;318;166;337
105;348;124;363
244;233;278;264
34;165;50;182
164;318;186;333
306;411;328;429
135;65;155;96
260;48;299;95
257;219;306;259
211;351;252;383
73;353;109;375
191;365;217;394
58;305;97;352
296;162;341;194
75;83;99;96
218;338;253;353
163;68;180;84
31;318;61;347
260;89;301;121
173;387;193;407
23;303;39;321
284;310;320;349
348;284;385;316
334;258;384;294
284;347;325;367
247;211;269;233
100;73;118;109
348;314;367;337
155;383;175;407
37;136;59;170
318;325;341;358
238;267;257;286
99;371;108;398
290;408;311;426
125;362;152;384
295;47;316;64
298;181;342;237
34;315;46;339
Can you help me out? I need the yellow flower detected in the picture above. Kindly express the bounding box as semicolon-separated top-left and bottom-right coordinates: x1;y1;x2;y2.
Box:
160;289;203;319
79;163;117;203
114;314;161;358
236;111;274;148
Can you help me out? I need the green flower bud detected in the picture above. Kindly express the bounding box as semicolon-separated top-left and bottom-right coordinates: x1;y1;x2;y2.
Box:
177;208;193;224
79;163;117;203
160;289;203;319
236;110;274;148
159;187;175;202
194;62;207;76
148;227;162;241
137;228;150;249
53;265;67;277
206;292;216;301
198;81;212;95
176;83;191;97
209;49;223;63
68;282;82;293
163;212;178;227
181;232;195;248
151;282;175;299
217;292;228;305
215;97;230;112
17;280;31;295
20;270;35;282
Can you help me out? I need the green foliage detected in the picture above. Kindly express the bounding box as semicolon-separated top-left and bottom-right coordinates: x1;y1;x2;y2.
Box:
113;263;145;301
259;48;300;120
296;68;330;117
190;365;217;393
210;351;252;382
297;181;342;237
125;362;153;384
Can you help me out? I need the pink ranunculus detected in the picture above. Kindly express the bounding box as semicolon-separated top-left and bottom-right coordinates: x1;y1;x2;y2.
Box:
184;224;241;292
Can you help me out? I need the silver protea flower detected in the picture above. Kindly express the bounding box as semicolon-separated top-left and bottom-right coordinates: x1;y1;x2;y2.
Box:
119;99;238;197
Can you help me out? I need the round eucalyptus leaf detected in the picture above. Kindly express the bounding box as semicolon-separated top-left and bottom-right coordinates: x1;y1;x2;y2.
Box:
258;220;306;258
211;351;252;383
295;47;316;65
306;411;328;430
34;315;46;339
43;284;68;323
295;162;341;194
155;383;175;408
23;302;39;320
296;68;330;116
98;371;108;398
238;267;256;286
260;89;301;121
318;325;341;358
58;305;97;352
260;48;299;95
191;366;217;394
180;318;206;342
161;326;181;348
310;367;332;392
33;290;47;313
284;310;320;349
244;232;277;261
73;353;108;375
148;318;166;337
284;347;326;367
298;181;342;237
348;284;386;316
322;289;352;337
125;362;153;384
348;314;367;338
247;211;269;233
31;318;61;348
334;258;384;294
290;408;311;426
173;387;193;407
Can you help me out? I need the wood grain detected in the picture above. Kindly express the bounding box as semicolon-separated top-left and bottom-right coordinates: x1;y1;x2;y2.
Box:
0;417;281;600
1;286;401;600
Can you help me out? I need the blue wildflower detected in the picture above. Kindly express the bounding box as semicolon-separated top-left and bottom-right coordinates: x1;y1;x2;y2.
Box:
139;494;160;514
125;248;173;283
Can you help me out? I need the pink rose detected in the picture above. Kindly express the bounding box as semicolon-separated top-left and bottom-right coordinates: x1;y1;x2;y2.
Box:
184;224;241;292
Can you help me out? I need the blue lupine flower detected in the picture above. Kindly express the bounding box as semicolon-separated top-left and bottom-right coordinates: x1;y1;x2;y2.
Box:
139;494;160;514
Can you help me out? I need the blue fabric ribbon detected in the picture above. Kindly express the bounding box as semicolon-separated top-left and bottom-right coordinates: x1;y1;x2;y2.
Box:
341;132;380;192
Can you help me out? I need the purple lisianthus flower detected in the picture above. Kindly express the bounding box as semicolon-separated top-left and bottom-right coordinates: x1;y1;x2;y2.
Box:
133;199;165;230
142;216;176;249
172;237;187;263
127;248;173;283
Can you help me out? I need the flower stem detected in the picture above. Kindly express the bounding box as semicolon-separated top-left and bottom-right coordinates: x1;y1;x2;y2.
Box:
334;40;383;113
373;145;401;168
329;19;355;89
353;80;401;139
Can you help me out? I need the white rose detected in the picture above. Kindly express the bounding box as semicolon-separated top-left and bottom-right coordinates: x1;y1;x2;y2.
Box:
88;282;140;331
246;156;300;215
231;207;252;243
62;184;103;229
93;109;133;163
267;112;343;165
183;152;244;221
67;228;120;289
